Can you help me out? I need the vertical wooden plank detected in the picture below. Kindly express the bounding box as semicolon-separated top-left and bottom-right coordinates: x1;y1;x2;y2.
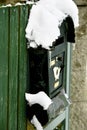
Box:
8;6;19;130
0;7;8;130
18;5;28;130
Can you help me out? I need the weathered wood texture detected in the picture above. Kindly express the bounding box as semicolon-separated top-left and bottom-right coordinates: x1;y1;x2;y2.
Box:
0;7;9;130
0;5;30;130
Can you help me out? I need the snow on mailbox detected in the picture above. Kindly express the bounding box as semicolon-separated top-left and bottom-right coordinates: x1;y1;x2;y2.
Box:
25;0;79;130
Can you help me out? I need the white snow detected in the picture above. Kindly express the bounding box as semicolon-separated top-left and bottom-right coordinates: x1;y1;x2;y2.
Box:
25;91;52;130
31;115;43;130
61;89;72;105
25;91;53;110
1;4;12;8
39;0;79;27
25;0;79;49
1;3;25;8
26;1;35;5
15;2;25;6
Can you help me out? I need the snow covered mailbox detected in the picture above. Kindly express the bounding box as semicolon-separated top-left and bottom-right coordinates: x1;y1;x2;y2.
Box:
25;0;79;130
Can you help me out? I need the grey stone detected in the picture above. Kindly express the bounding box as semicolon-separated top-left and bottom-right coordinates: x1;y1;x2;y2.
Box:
74;0;87;5
70;5;87;130
70;102;87;130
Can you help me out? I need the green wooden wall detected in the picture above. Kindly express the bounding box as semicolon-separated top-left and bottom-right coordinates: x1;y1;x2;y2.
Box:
0;5;30;130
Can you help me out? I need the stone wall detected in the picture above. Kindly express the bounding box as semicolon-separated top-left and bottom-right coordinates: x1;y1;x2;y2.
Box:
70;1;87;130
74;0;87;5
0;0;25;4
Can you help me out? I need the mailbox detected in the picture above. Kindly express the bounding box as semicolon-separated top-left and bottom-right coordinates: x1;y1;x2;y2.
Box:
27;16;75;97
26;16;75;129
27;17;72;98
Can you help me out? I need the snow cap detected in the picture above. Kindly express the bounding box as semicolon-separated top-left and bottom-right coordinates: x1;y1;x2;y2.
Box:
25;0;79;49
